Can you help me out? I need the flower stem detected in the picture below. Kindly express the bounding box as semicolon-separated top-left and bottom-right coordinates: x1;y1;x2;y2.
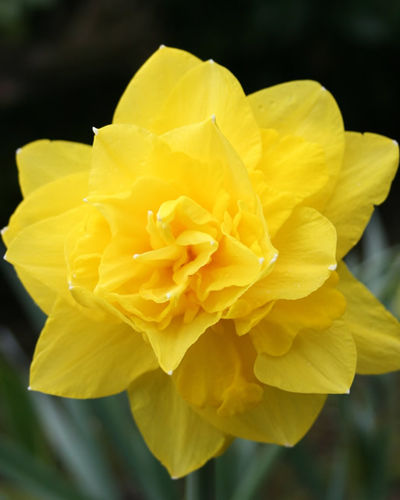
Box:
185;460;215;500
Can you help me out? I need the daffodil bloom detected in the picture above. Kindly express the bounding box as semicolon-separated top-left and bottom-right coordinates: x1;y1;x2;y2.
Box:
3;46;400;478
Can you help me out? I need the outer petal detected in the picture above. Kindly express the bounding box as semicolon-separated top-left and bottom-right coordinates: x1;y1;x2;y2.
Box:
323;132;399;259
338;262;400;374
113;46;202;127
11;267;56;315
4;172;88;247
5;208;85;304
154;60;262;169
128;370;228;478
253;322;356;394
16;140;91;197
196;386;326;446
255;129;328;202
248;80;345;202
30;299;158;397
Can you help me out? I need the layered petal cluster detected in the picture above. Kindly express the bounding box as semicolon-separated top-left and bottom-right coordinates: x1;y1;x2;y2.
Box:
3;46;400;477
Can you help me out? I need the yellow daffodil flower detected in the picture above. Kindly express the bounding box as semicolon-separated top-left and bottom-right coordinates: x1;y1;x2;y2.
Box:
3;46;400;478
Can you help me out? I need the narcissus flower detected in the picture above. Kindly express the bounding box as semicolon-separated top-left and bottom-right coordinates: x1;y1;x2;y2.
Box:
3;46;400;478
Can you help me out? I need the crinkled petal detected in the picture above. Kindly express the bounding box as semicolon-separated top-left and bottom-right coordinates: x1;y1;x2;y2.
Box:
113;46;202;127
140;311;221;373
239;207;337;307
128;370;228;478
338;262;400;374
162;118;256;208
254;322;356;394
195;385;326;446
249;81;344;207
16;140;91;197
30;299;158;397
155;60;262;169
175;322;263;417
324;132;399;259
249;273;346;354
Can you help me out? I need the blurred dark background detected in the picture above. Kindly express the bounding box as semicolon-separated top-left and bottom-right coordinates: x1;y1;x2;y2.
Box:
1;2;400;498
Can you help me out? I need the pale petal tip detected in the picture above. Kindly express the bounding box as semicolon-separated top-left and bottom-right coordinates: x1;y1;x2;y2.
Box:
92;126;99;135
321;86;327;91
210;240;216;246
171;476;178;480
393;139;398;147
284;442;294;448
159;44;166;49
167;370;173;376
68;282;74;290
16;147;22;155
346;388;350;395
211;113;216;123
147;209;153;216
27;386;32;391
1;225;8;236
259;257;265;265
157;213;162;222
133;253;140;259
3;252;8;261
328;263;337;271
166;292;172;299
270;252;279;264
208;58;215;64
83;197;88;203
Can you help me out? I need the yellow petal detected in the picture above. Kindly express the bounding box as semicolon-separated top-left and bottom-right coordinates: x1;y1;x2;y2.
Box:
248;80;345;203
162;118;256;209
254;321;356;394
128;370;227;478
113;46;202;127
16;140;91;197
338;262;400;374
249;170;301;237
238;207;337;307
12;267;56;315
90;124;168;199
195;385;326;446
155;60;262;169
5;208;85;304
30;299;158;397
323;132;399;259
4;172;89;247
249;273;346;355
255;128;328;202
139;311;221;373
175;322;263;417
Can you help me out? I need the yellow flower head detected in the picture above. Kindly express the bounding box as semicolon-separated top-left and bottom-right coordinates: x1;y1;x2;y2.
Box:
3;46;400;477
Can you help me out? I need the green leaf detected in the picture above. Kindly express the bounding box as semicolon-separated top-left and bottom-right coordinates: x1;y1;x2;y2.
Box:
0;436;90;500
31;393;121;500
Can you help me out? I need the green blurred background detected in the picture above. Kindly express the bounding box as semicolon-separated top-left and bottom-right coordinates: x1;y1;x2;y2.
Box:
1;1;400;498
